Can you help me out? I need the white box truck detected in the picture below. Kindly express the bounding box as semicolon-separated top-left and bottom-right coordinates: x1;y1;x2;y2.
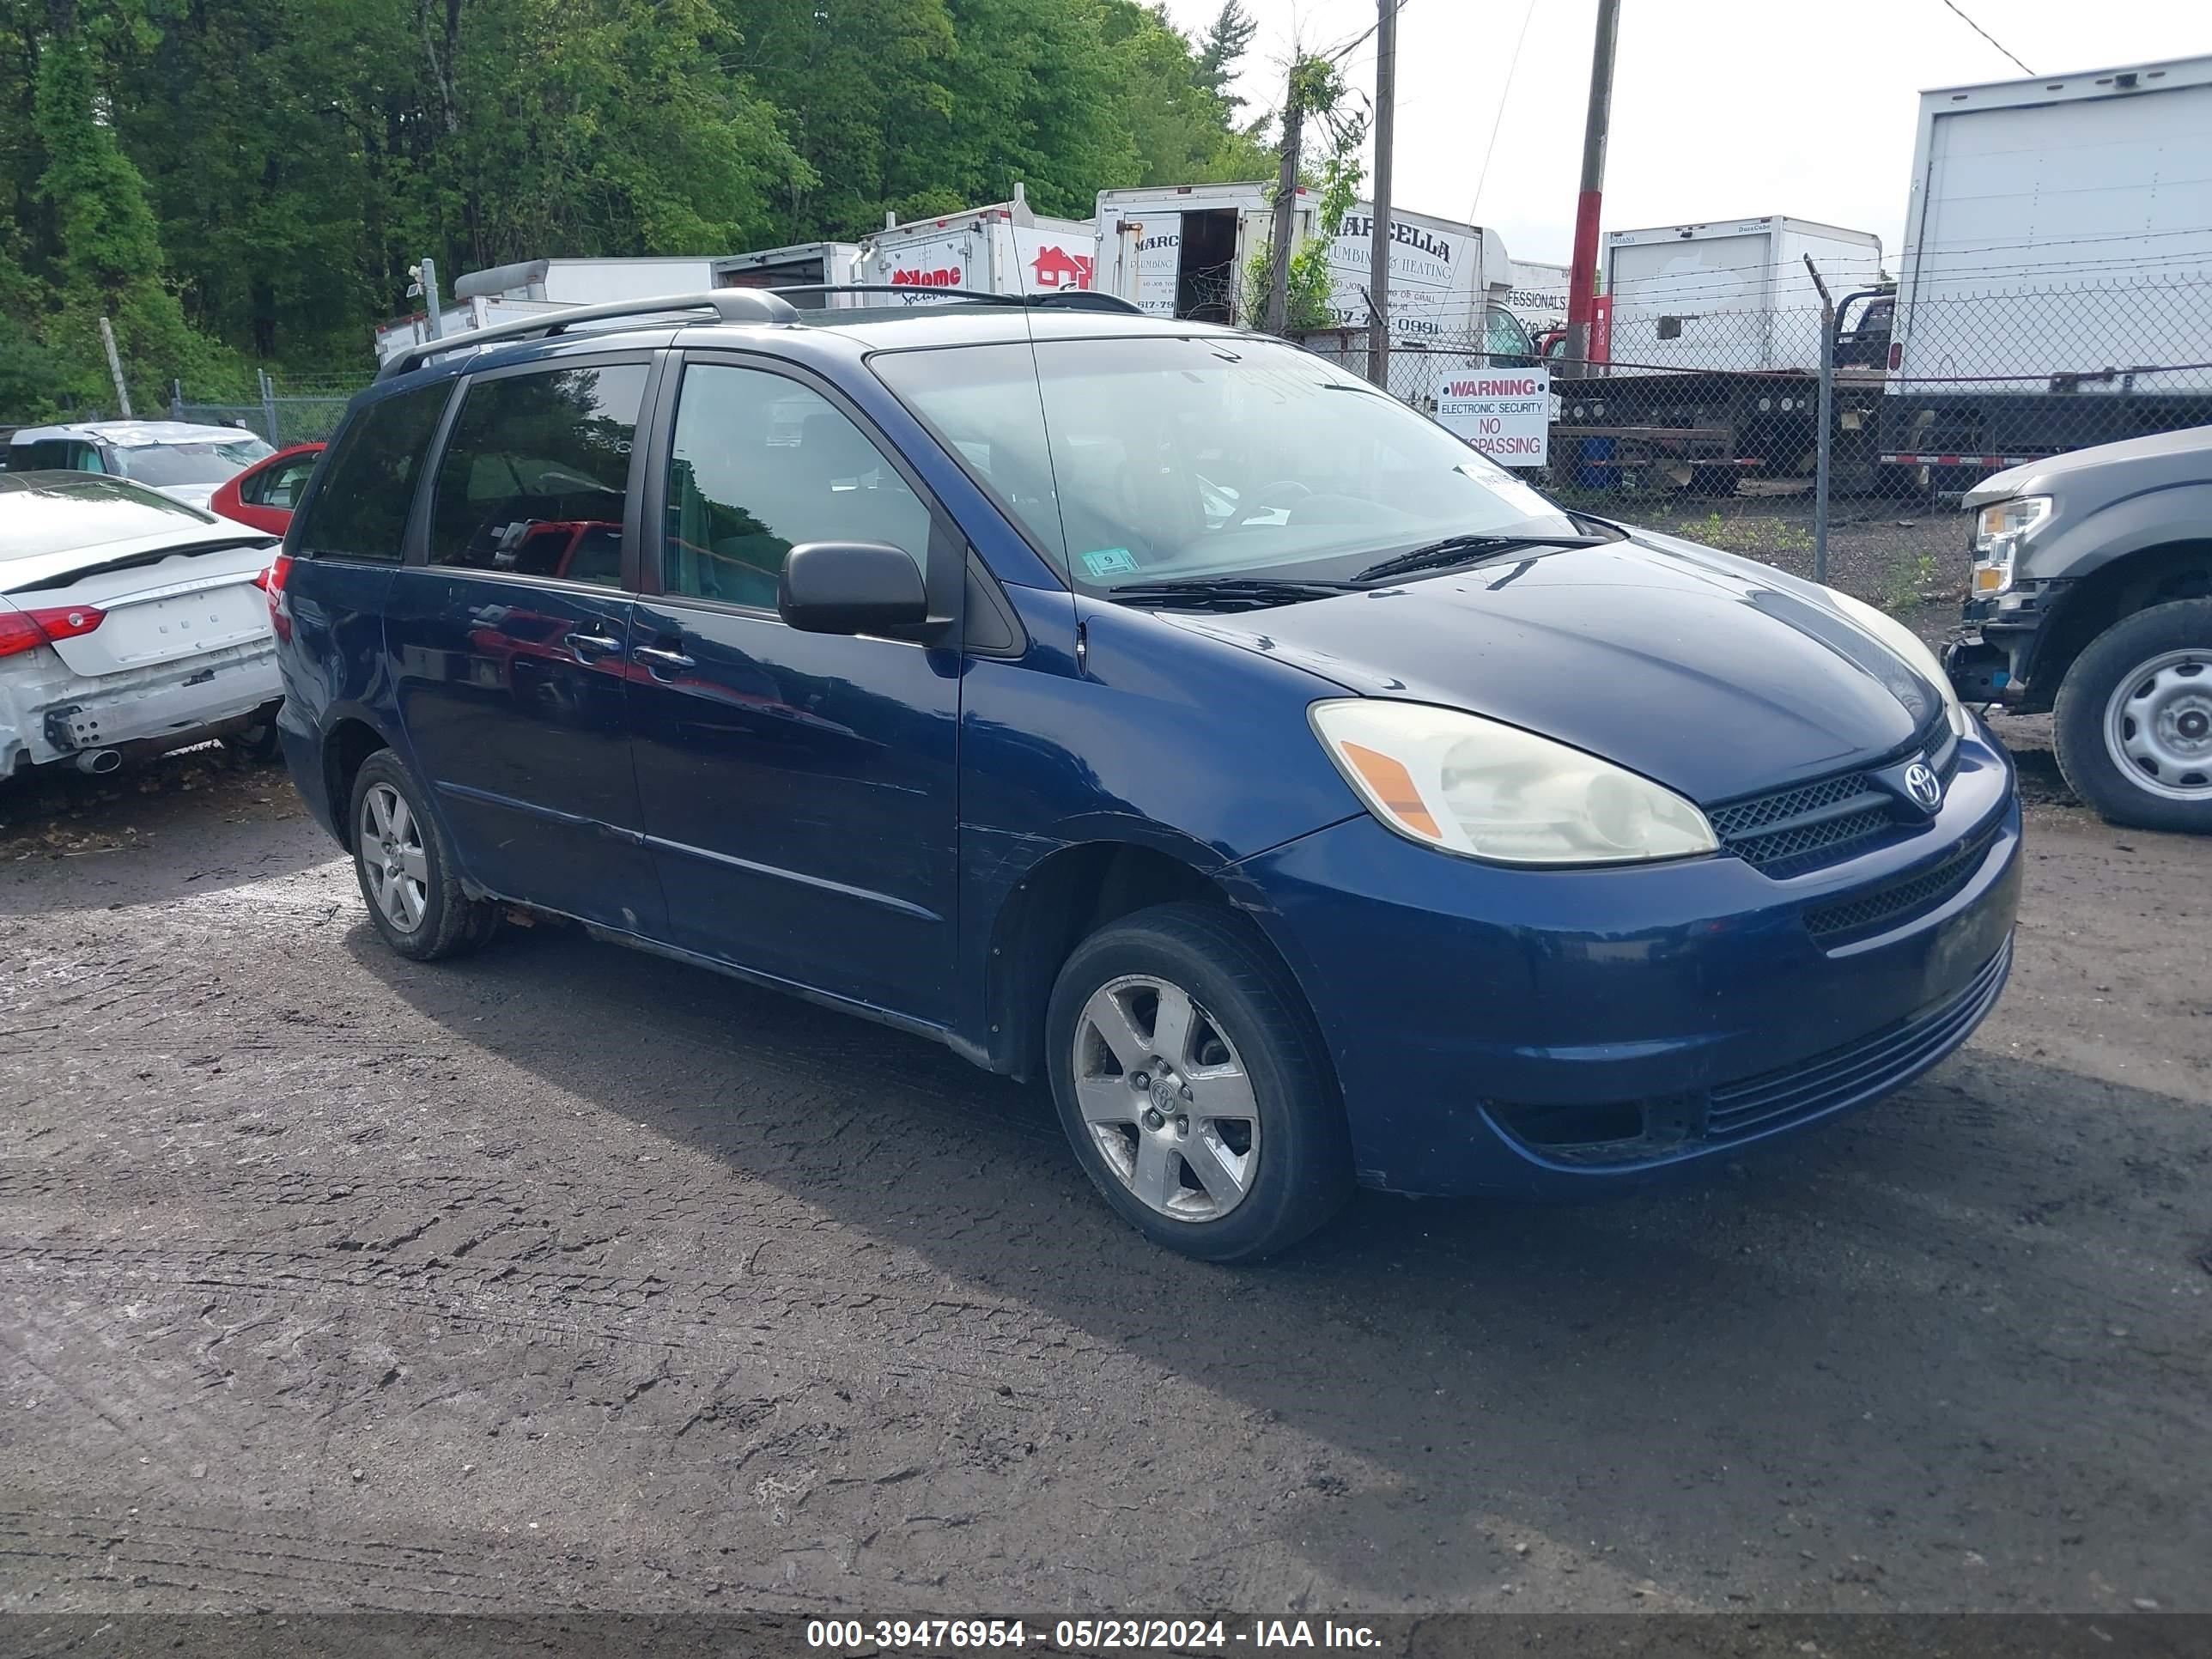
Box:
1547;217;1886;489
1323;204;1534;353
1504;258;1572;338
711;241;864;306
854;185;1098;301
1092;182;1312;324
1601;217;1884;376
375;255;790;363
1880;53;2212;471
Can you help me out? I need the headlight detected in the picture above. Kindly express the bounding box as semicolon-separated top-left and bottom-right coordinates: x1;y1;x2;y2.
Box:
1310;700;1717;866
1828;586;1972;736
1970;495;2050;596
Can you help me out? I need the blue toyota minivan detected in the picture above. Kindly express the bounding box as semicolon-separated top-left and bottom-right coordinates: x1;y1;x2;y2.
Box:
269;290;2021;1259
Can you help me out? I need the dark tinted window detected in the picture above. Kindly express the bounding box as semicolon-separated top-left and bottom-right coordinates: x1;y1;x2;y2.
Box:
293;384;450;562
663;364;929;609
428;363;644;586
9;440;99;473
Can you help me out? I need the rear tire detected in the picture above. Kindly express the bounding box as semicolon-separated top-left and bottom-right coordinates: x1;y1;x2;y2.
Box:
233;718;283;763
349;750;500;959
1045;902;1352;1261
2053;598;2212;834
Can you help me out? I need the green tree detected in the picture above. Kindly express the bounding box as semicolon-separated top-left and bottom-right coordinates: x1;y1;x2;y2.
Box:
1244;55;1364;333
31;1;240;407
1194;0;1255;103
0;0;1291;398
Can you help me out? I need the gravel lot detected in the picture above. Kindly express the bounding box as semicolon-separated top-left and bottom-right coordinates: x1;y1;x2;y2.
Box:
1;719;2206;1627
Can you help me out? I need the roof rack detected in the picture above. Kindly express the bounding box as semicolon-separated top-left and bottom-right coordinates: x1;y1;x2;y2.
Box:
765;283;1146;315
375;289;799;380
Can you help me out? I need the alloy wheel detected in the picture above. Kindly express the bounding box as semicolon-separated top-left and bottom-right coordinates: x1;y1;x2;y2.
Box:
1070;974;1261;1222
360;781;430;932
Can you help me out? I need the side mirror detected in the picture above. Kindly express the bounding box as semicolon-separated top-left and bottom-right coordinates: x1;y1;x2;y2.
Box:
777;541;929;635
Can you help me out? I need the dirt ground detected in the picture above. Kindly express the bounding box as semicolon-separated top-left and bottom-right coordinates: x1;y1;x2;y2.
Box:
0;725;2206;1631
1558;483;1972;616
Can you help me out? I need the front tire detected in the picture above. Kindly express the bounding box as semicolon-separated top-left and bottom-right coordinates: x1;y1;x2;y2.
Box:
1045;902;1352;1261
349;750;499;959
2053;598;2212;834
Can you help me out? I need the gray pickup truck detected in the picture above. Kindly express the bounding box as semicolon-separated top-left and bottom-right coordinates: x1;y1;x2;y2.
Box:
1946;425;2211;833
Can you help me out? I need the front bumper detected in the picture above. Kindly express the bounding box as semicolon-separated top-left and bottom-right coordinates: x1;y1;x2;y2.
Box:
0;638;282;775
1237;726;2022;1197
1946;580;2070;710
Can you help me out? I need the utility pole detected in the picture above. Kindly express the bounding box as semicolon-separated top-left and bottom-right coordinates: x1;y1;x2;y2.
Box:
1561;0;1620;378
1364;0;1399;386
98;315;133;419
1264;64;1306;334
410;256;444;341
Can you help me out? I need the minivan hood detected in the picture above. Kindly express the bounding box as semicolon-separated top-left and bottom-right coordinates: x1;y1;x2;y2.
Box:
1161;530;1943;804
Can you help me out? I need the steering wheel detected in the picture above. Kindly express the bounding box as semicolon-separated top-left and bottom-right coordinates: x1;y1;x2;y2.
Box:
1237;479;1313;525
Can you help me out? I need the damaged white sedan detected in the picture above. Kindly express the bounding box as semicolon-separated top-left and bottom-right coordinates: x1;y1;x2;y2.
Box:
1;471;283;778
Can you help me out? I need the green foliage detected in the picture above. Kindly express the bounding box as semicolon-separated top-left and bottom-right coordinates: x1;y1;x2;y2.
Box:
1194;0;1257;103
0;0;1267;410
1243;57;1365;334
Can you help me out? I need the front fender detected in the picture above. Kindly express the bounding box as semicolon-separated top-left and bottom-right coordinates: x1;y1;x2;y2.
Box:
2028;479;2212;581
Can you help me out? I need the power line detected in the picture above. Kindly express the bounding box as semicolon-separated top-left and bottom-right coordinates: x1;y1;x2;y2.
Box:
1467;0;1536;223
1936;0;2033;76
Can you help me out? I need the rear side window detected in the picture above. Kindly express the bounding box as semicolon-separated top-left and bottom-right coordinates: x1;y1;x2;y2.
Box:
427;363;645;588
294;384;450;562
9;440;99;472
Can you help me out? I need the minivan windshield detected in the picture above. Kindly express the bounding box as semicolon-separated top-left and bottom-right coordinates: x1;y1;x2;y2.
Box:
872;334;1580;591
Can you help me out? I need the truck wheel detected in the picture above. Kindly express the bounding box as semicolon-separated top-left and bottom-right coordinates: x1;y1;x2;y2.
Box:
1045;903;1352;1261
2053;598;2212;834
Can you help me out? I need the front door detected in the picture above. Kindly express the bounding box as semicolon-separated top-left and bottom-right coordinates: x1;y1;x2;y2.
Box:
382;355;665;933
627;356;961;1023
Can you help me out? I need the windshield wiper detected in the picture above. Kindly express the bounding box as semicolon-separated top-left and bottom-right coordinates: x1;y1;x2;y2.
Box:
1352;533;1607;585
1105;576;1362;612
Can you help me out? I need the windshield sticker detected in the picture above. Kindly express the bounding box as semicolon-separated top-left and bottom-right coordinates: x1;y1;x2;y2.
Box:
1459;467;1555;520
1081;547;1139;577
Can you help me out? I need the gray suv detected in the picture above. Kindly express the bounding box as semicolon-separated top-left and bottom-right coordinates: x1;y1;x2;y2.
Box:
1947;425;2212;833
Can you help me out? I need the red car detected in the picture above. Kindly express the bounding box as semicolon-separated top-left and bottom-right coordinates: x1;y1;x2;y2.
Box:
208;441;325;535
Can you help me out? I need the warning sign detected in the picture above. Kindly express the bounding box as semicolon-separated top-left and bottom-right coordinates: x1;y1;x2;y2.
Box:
1437;369;1549;467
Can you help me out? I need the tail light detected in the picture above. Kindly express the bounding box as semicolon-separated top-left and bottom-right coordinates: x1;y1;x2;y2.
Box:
262;552;295;641
0;604;107;659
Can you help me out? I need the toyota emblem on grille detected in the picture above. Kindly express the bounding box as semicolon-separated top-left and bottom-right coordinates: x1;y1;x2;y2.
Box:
1903;760;1942;814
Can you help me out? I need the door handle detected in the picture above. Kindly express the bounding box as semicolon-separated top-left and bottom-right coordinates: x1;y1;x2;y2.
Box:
633;644;696;677
567;629;625;662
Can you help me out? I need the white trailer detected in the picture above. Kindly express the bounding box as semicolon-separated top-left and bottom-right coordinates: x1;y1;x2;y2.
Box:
1323;204;1532;355
375;257;750;364
854;185;1098;301
1504;259;1571;337
1601;216;1884;375
711;241;864;306
1092;182;1311;325
1881;53;2212;467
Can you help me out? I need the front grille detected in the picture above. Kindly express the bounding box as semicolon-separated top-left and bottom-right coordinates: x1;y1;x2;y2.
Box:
1803;822;1998;944
1708;716;1960;877
1705;937;2012;1140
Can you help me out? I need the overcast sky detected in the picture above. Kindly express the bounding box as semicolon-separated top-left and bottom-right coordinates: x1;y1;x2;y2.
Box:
1158;0;2212;273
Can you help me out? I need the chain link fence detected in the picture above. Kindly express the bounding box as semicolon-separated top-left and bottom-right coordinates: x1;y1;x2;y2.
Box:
171;369;374;448
1291;269;2212;609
